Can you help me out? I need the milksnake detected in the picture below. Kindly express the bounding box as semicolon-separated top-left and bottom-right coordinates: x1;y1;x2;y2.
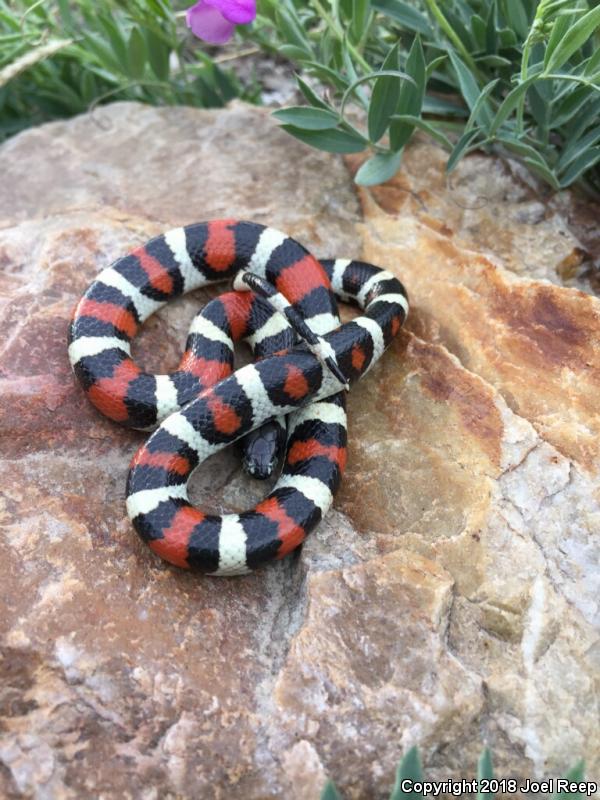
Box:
68;220;408;576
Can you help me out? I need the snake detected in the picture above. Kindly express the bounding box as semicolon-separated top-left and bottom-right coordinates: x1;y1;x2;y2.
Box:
68;220;408;576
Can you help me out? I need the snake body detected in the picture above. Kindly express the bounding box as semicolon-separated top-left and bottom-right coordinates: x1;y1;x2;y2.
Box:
68;220;408;575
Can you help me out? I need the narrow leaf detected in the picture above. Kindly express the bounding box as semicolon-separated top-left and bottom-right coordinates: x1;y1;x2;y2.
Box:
351;0;372;44
584;47;600;76
280;125;366;154
545;6;600;74
557;125;600;171
495;133;548;161
551;761;586;800
502;0;529;38
128;26;146;80
485;0;498;53
475;55;512;68
145;29;170;82
275;7;313;55
522;157;560;190
371;0;432;35
355;150;402;185
559;148;600;187
448;51;491;125
340;70;414;118
425;55;446;79
466;80;499;132
477;748;494;800
389;35;425;151
272;106;339;130
296;76;331;111
422;96;468;117
447;128;482;172
368;43;401;142
321;779;343;800
279;44;313;60
489;74;539;134
390;747;424;800
391;114;452;148
303;61;349;91
471;14;486;50
544;10;578;70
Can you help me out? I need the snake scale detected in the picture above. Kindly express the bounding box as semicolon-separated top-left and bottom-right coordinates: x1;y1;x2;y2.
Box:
68;220;408;576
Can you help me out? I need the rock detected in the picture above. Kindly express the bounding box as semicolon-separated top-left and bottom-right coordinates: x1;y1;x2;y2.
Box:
1;102;599;799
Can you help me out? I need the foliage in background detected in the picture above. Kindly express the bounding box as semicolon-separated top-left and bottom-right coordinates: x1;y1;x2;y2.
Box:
320;746;588;799
0;0;256;140
2;0;600;195
253;0;600;194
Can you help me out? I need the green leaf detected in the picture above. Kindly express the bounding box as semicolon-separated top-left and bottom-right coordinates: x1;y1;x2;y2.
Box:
303;61;349;91
544;10;578;71
466;79;499;131
495;133;549;161
340;69;414;118
528;82;550;131
447;128;482;172
499;0;529;38
296;75;331;111
477;748;495;800
544;6;600;74
321;779;343;800
557;125;600;171
81;32;124;75
485;0;498;53
355;150;402;185
552;762;586;799
583;46;600;77
272;106;339;130
389;747;424;800
128;26;146;80
559;147;600;187
371;0;432;35
551;84;593;130
422;96;468;117
448;51;491;125
275;7;313;56
280;125;366;153
391;114;452;148
145;29;170;82
279;44;313;60
368;43;401;142
425;55;446;80
475;55;512;68
489;73;539;134
522;156;560;190
96;14;129;73
351;0;372;44
562;96;600;142
471;14;486;50
389;35;425;151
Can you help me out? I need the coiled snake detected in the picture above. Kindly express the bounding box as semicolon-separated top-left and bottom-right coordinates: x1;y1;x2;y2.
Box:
68;220;408;575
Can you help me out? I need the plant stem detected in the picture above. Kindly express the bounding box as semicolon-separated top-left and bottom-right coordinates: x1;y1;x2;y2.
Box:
517;38;532;131
421;0;478;74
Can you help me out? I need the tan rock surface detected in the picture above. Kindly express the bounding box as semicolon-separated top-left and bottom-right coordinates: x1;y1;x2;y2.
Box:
1;102;599;799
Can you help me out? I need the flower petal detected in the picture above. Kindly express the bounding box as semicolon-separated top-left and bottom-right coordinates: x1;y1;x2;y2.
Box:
186;2;235;43
204;0;256;24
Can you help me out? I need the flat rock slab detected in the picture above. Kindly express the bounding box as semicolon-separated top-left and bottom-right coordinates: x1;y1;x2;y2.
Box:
0;102;598;799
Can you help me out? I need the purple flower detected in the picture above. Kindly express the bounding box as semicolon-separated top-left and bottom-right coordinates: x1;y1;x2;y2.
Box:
186;0;256;44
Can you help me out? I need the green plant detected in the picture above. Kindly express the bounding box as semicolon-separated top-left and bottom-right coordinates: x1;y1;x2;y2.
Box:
320;746;589;799
0;0;253;141
252;0;600;194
